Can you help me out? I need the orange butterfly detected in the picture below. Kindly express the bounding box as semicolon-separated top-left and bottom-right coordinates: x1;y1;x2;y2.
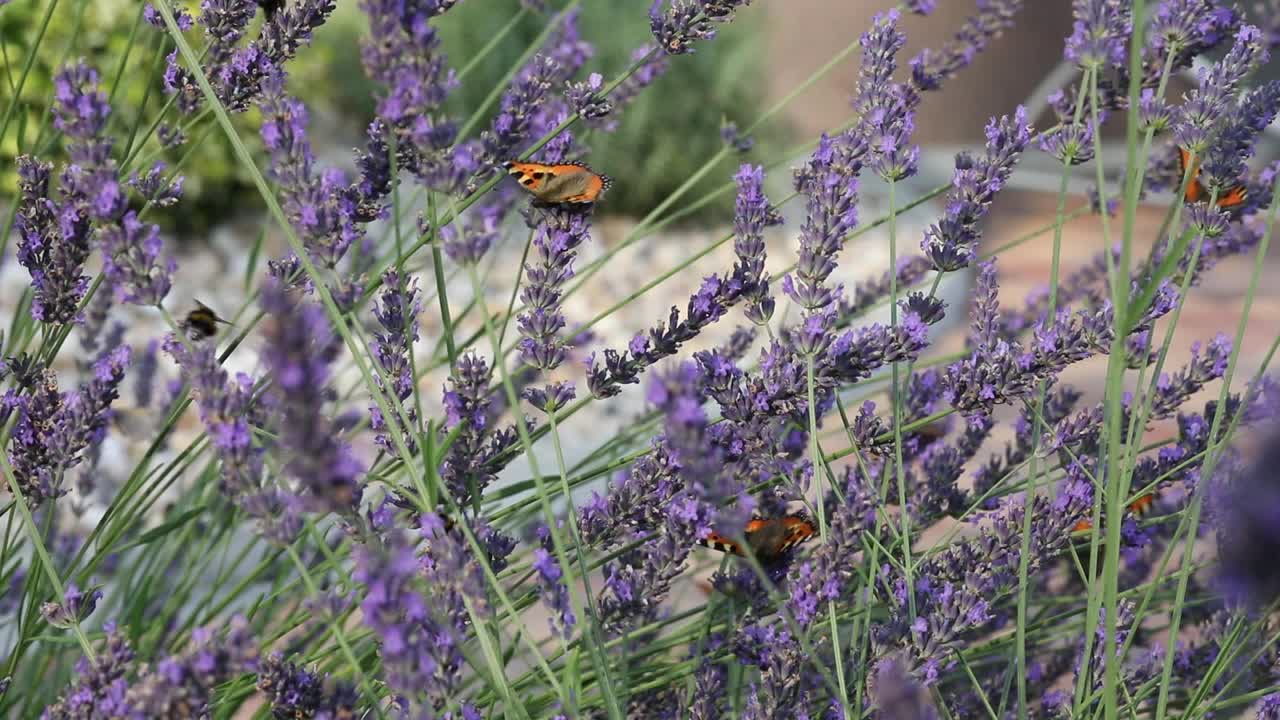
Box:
1071;492;1157;533
504;160;611;206
1176;146;1248;211
696;514;818;564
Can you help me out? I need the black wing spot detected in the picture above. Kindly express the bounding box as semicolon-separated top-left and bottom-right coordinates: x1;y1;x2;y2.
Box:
521;178;536;186
532;171;546;179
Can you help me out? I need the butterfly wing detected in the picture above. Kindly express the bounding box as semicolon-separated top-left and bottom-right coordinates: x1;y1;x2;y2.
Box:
697;532;746;557
1216;183;1249;211
1177;146;1207;204
505;161;609;205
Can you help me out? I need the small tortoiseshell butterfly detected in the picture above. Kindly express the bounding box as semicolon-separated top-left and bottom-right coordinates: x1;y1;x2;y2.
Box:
1177;146;1248;212
1071;492;1157;534
504;160;611;206
180;300;231;341
697;513;818;564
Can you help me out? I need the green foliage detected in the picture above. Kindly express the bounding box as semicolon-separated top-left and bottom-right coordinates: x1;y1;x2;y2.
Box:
438;1;783;222
1;0;780;227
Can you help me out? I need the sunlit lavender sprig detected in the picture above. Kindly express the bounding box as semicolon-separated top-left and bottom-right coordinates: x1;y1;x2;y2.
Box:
360;0;462;191
649;0;751;55
479;11;590;168
783;130;865;316
156;0;336;115
260;71;363;271
857;11;921;181
125;614;259;716
518;208;593;373
256;652;359;719
923;107;1031;271
42;621;135;719
1199;78;1280;188
14;157;91;325
732;164;782;325
261;280;364;516
164;338;301;544
1174;24;1269;153
1064;0;1132;70
369;270;422;455
440;353;520;509
98;212;176;306
6;345;130;507
909;0;1024;91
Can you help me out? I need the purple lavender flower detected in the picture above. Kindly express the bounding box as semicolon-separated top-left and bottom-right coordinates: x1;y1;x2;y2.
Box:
923;107;1031;271
649;0;750;55
532;548;576;639
784;131;865;313
259;71;362;270
479;11;590;169
261;280;364;515
439;353;519;508
857;12;920;181
126;614;259;716
1065;0;1132;69
360;0;461;191
7;346;130;507
910;0;1024;91
256;652;359;719
356;517;495;715
872;656;939;720
164;339;302;544
98;212;176;306
587;44;669;133
651;362;752;537
14;156;92;324
1260;694;1280;720
1199;79;1280;189
1213;421;1280;607
1039;115;1099;166
1173;24;1269;153
40;583;102;628
565;72;612;120
518;209;593;371
369;270;421;455
155;0;335;115
42;622;136;719
732;164;781;325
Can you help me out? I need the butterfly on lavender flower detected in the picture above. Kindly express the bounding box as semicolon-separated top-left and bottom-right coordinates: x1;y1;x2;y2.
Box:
696;513;818;564
1176;146;1248;213
504;160;612;206
1071;492;1157;533
180;300;232;342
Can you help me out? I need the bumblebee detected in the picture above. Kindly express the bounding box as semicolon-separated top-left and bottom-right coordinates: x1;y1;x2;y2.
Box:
180;300;231;341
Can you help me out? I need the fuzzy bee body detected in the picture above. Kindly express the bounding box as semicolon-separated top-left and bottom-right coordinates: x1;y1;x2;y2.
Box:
181;300;231;341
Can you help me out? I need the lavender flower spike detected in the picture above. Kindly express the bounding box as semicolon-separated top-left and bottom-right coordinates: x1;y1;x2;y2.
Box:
922;106;1031;272
98;211;176;306
14;156;92;325
261;280;364;516
649;0;751;56
1064;0;1132;70
370;270;422;456
518;209;594;372
732;164;782;325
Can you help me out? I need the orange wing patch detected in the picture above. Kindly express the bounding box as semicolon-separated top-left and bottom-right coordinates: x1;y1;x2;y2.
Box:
1071;493;1158;533
504;160;611;206
1176;146;1248;212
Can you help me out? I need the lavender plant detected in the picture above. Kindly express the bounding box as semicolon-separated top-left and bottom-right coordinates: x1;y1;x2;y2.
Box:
3;0;1280;718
